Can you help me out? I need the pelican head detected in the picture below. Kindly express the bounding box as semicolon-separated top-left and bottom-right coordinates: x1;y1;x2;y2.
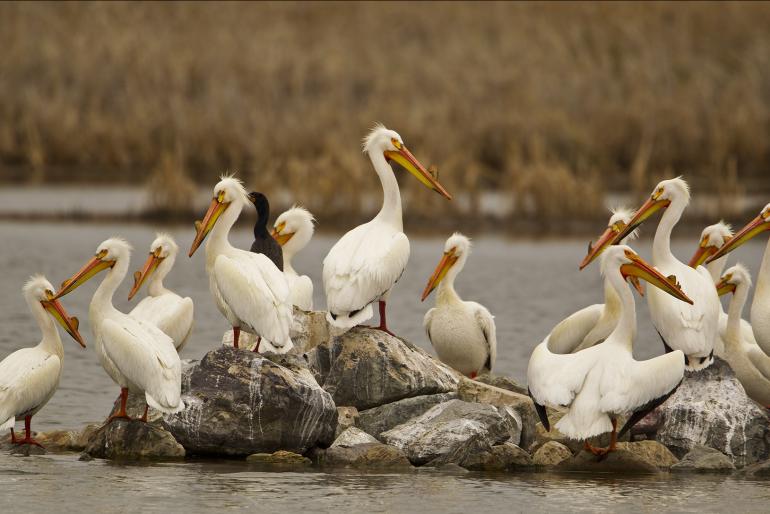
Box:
689;221;733;268
421;232;471;301
129;233;178;300
271;205;315;254
580;207;639;270
715;263;752;297
189;175;248;256
363;124;452;200
55;237;131;299
707;203;770;263
600;245;693;304
25;275;86;347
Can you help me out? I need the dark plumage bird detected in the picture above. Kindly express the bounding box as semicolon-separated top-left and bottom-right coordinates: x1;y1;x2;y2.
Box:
248;192;283;271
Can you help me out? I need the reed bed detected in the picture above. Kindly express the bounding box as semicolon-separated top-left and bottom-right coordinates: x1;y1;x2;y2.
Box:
1;2;769;226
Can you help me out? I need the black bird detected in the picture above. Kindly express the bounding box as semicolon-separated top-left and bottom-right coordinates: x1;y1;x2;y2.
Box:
247;192;283;271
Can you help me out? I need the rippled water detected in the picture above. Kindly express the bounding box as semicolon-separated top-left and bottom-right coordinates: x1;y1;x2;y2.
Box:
0;220;767;512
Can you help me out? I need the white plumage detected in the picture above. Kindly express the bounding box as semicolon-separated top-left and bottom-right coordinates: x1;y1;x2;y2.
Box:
189;176;293;353
272;206;316;311
528;246;686;448
129;233;194;351
422;233;497;377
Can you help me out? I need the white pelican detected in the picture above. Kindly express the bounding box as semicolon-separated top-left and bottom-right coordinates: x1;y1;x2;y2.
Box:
582;178;721;371
271;205;316;311
688;221;734;283
528;246;690;455
128;233;194;352
1;276;85;446
189;176;294;353
708;203;770;356
715;264;770;407
55;238;183;420
421;233;496;378
550;208;641;354
323;125;452;335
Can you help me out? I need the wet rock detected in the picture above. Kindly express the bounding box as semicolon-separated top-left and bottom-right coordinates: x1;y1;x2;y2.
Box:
335;406;359;438
616;441;679;468
475;373;527;396
457;378;538;449
306;327;460;410
246;450;311;466
8;444;46;456
357;393;457;440
559;449;660;473
533;410;630;454
381;399;520;466
653;358;770;467
738;459;770;478
164;347;337;457
35;424;100;452
317;442;412;469
290;308;331;353
671;445;736;472
532;441;572;467
331;427;379;448
456;442;533;471
427;462;469;473
85;419;185;460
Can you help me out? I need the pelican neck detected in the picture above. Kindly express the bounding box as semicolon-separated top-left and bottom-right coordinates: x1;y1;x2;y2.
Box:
369;151;403;229
726;282;749;349
91;257;129;321
148;254;174;297
206;200;243;257
28;296;63;358
652;200;686;265
605;268;636;349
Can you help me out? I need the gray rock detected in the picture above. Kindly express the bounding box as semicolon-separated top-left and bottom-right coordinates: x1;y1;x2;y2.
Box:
671;445;736;472
738;459;770;478
456;442;533;471
246;450;311;466
475;374;527;396
357;393;457;440
381;399;520;465
331;427;378;448
8;444;46;456
532;441;572;466
85;419;185;460
615;441;679;468
306;327;460;410
532;411;630;454
164;347;337;457
220;309;329;354
653;358;770;467
559;449;660;473
335;406;359;438
317;442;412;469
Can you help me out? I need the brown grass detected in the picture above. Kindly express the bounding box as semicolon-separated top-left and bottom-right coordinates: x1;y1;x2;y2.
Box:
1;1;769;224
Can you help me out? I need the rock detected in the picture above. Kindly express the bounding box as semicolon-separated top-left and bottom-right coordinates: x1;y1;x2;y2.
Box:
615;441;679;468
738;459;770;478
246;450;311;466
559;449;660;473
357;393;457;440
532;441;572;467
164;347;337;457
652;358;770;467
34;423;100;452
9;444;46;456
427;462;469;473
671;445;736;472
317;442;412;469
85;419;185;460
331;427;378;448
335;406;359;438
306;327;460;410
475;373;527;396
381;399;520;465
290;308;331;353
457;378;538;449
533;410;630;454
457;442;533;471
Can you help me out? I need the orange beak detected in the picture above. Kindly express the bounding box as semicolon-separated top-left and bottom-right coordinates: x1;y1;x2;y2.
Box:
128;248;163;300
41;296;86;348
715;275;737;297
620;251;693;304
707;213;770;263
580;226;617;270
384;144;452;200
55;252;115;299
189;193;230;257
421;249;459;301
271;222;294;246
688;241;717;269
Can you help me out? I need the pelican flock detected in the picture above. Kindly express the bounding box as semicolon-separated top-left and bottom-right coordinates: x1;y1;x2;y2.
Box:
1;123;769;466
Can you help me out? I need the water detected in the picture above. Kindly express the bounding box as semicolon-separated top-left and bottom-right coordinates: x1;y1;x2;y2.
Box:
0;219;768;513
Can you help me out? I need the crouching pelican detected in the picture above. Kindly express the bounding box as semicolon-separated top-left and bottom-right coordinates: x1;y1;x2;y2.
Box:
549;208;641;354
128;234;194;352
707;203;770;356
528;246;690;455
421;233;496;378
1;276;85;446
323;125;452;335
55;238;184;420
715;265;770;407
189;176;293;353
272;205;316;311
582;178;721;371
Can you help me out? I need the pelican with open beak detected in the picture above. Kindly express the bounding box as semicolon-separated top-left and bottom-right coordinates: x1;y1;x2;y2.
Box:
323;124;452;336
528;245;689;457
0;276;85;447
422;233;496;379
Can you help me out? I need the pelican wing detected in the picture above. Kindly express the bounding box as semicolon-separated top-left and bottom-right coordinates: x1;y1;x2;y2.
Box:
526;340;599;407
214;252;293;345
547;304;603;354
469;301;497;372
101;316;182;412
323;222;409;313
0;348;61;427
288;274;314;311
130;294;195;350
746;346;770;382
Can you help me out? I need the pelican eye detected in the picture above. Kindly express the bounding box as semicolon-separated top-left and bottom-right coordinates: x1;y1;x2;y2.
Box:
652;188;664;200
217;191;226;203
623;249;635;259
762;210;770;220
45;289;54;300
612;221;625;232
96;249;108;259
391;138;402;150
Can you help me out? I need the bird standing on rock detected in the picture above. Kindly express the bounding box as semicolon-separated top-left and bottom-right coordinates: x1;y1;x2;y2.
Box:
272;205;316;311
248;192;283;271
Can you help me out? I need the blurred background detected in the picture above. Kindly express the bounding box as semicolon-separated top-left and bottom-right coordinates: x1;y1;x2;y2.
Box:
1;1;769;231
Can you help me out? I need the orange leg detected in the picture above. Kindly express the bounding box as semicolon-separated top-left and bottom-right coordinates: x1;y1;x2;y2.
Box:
10;428;17;444
469;371;478;380
252;336;262;353
140;404;149;423
373;301;395;336
107;388;131;423
233;327;240;349
14;416;43;448
584;418;618;457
